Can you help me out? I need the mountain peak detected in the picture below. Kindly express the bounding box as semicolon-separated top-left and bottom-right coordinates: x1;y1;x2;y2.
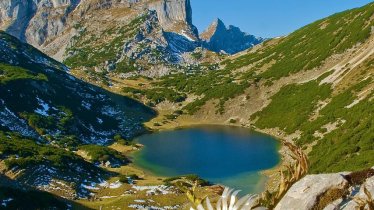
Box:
213;18;225;26
200;18;264;54
149;0;199;40
200;18;225;41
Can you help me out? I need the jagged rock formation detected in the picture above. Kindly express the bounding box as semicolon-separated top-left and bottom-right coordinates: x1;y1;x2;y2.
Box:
122;10;199;64
201;18;264;54
0;0;34;41
149;0;199;40
0;0;81;47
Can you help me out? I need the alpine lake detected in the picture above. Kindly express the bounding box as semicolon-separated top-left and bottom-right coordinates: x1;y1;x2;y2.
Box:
133;125;280;194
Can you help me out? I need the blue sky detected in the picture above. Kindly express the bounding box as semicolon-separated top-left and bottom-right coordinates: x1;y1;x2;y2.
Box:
191;0;373;38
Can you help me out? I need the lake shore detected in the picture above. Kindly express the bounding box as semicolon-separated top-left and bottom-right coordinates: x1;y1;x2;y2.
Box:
142;115;293;194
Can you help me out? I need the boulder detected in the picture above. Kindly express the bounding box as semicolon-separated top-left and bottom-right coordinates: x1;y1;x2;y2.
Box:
275;174;349;210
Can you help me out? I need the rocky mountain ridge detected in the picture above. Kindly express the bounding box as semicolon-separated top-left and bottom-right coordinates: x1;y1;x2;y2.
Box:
0;0;263;77
149;0;199;40
201;18;264;54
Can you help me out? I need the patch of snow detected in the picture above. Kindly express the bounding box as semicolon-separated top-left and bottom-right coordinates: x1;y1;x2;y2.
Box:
109;181;122;189
180;30;195;42
100;196;117;199
345;99;361;108
98;181;108;187
134;200;146;203
132;185;172;196
1;198;13;207
81;101;92;110
102;106;121;116
35;97;50;116
0;104;38;137
81;183;99;190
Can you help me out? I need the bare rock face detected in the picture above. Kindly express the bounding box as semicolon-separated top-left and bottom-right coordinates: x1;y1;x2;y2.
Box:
275;174;350;210
201;18;264;54
0;0;81;46
149;0;199;40
0;0;35;40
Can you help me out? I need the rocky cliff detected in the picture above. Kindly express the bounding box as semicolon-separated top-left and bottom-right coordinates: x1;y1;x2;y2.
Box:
0;0;81;47
149;0;199;40
201;18;264;54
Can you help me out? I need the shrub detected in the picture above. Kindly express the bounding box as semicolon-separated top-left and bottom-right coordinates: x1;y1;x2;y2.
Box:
229;119;237;124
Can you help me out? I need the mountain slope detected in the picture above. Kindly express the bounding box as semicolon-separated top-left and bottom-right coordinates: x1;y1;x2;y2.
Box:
0;31;155;144
0;31;157;198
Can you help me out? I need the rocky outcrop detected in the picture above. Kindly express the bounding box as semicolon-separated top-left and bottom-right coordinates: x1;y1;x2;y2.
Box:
149;0;199;40
0;0;35;41
275;174;350;210
0;0;81;46
201;18;264;54
275;168;374;210
121;10;184;64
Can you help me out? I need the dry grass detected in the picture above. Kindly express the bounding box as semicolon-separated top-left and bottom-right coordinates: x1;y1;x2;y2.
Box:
354;186;374;210
259;141;309;208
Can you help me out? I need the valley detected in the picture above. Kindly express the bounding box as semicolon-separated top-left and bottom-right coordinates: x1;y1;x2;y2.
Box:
0;0;373;209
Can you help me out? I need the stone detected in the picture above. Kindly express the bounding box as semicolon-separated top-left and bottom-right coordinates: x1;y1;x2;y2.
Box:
275;174;349;210
323;198;343;210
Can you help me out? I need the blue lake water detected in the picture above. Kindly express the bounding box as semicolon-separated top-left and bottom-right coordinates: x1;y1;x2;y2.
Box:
133;125;280;194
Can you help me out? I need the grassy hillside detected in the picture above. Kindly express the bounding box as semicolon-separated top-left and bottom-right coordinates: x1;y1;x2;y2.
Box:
240;3;374;172
224;2;374;80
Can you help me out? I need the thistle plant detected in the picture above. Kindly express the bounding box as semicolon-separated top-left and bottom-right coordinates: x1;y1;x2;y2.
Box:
259;141;309;208
189;187;259;210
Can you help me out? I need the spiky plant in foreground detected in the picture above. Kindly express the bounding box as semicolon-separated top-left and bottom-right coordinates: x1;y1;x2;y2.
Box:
188;186;259;210
259;141;309;208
